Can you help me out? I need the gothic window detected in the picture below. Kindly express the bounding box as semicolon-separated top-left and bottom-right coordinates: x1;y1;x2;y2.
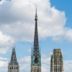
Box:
16;67;18;69
34;57;38;63
11;67;13;69
10;67;11;69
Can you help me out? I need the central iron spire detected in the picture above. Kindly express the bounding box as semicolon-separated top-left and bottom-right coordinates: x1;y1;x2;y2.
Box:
31;8;41;72
34;8;39;50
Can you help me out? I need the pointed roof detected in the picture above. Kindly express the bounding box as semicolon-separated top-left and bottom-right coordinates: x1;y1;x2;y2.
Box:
10;48;18;64
34;8;39;50
53;49;62;57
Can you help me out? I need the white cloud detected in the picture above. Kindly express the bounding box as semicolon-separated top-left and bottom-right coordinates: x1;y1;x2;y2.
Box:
0;31;14;45
0;0;67;42
19;56;31;72
0;0;5;5
64;60;72;72
0;31;15;54
64;28;72;41
0;0;72;43
0;57;8;72
0;59;8;67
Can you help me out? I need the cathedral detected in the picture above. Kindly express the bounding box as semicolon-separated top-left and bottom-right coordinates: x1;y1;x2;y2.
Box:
8;9;63;72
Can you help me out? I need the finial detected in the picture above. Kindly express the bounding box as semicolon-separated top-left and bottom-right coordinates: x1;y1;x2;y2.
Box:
35;7;38;21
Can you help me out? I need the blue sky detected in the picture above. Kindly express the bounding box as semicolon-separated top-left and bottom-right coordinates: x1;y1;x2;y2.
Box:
0;0;72;72
51;0;72;28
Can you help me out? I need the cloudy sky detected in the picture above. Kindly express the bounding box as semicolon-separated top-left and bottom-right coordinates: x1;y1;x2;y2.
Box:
0;0;72;72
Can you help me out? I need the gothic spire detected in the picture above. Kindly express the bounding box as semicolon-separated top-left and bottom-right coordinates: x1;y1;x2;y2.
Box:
10;48;18;64
31;8;41;67
34;8;39;50
8;48;19;72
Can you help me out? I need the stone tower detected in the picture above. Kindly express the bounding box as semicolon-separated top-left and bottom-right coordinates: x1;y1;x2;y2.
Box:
31;9;41;72
50;49;63;72
8;48;19;72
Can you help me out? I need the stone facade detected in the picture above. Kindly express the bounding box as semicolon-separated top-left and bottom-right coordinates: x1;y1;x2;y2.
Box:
50;49;63;72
